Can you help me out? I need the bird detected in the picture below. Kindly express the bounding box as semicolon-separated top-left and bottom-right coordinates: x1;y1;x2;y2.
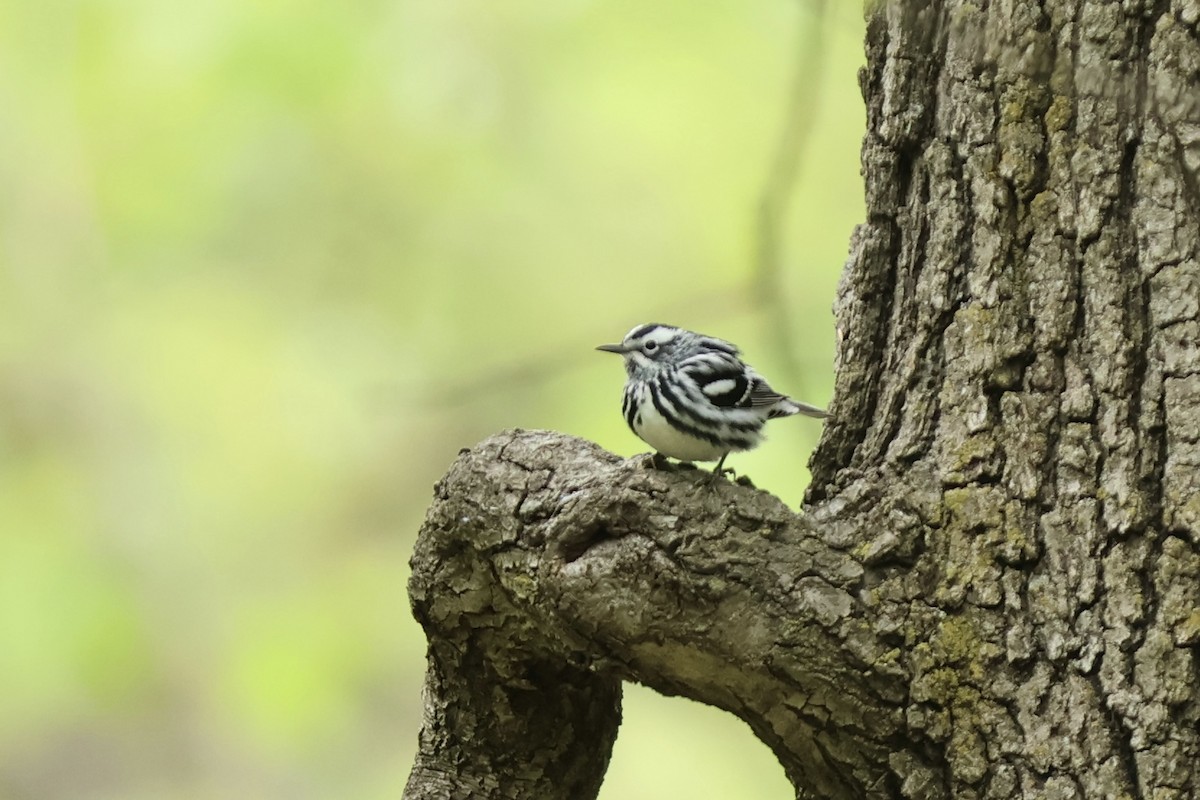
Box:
596;323;827;475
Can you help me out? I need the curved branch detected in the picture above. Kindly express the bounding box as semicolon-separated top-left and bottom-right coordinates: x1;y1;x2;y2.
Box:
405;429;917;800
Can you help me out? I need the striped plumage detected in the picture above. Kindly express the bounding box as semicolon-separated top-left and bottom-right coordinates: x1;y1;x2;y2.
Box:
597;323;827;471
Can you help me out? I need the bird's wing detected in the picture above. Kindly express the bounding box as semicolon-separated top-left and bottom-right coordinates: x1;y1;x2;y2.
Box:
685;356;825;418
682;354;753;408
746;379;789;408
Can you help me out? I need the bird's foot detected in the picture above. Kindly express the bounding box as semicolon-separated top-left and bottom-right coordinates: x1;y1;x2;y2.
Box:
704;455;754;487
640;452;675;471
708;454;733;484
707;467;755;488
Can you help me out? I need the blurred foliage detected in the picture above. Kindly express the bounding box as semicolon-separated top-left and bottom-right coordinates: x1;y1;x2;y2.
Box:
0;0;865;797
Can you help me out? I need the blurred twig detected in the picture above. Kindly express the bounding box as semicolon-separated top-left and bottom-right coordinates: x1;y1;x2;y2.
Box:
396;0;835;415
754;0;830;397
389;287;753;410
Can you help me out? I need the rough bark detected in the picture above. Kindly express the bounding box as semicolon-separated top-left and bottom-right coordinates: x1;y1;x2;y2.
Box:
405;1;1200;798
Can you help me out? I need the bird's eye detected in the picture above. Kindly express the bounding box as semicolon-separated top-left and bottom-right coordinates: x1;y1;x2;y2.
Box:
644;341;658;352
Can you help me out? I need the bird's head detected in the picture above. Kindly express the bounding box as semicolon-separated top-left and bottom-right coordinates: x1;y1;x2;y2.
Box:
596;323;692;378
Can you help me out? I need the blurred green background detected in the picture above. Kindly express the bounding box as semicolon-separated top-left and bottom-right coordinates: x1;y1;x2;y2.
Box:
0;0;864;797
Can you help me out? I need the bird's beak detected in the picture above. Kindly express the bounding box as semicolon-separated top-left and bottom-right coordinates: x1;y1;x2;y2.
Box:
596;343;629;354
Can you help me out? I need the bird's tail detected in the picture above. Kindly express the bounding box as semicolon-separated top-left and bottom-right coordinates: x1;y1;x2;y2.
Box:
772;398;829;419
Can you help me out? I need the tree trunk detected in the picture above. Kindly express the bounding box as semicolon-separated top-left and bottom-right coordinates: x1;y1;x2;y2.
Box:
404;1;1200;798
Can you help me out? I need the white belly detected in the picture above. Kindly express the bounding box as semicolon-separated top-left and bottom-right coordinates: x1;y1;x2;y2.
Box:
632;395;728;462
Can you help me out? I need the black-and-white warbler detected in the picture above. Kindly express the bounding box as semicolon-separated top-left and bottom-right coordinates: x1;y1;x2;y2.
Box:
597;323;827;474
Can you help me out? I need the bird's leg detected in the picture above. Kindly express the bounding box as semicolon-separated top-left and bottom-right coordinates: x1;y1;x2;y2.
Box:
709;453;734;483
708;455;755;487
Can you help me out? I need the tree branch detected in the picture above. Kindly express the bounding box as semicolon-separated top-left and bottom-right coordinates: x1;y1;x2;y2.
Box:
406;429;928;800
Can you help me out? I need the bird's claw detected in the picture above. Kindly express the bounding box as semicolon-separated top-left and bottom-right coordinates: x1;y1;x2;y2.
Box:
640;452;674;471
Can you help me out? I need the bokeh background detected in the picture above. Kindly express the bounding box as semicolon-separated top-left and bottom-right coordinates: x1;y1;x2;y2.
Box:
0;1;865;797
